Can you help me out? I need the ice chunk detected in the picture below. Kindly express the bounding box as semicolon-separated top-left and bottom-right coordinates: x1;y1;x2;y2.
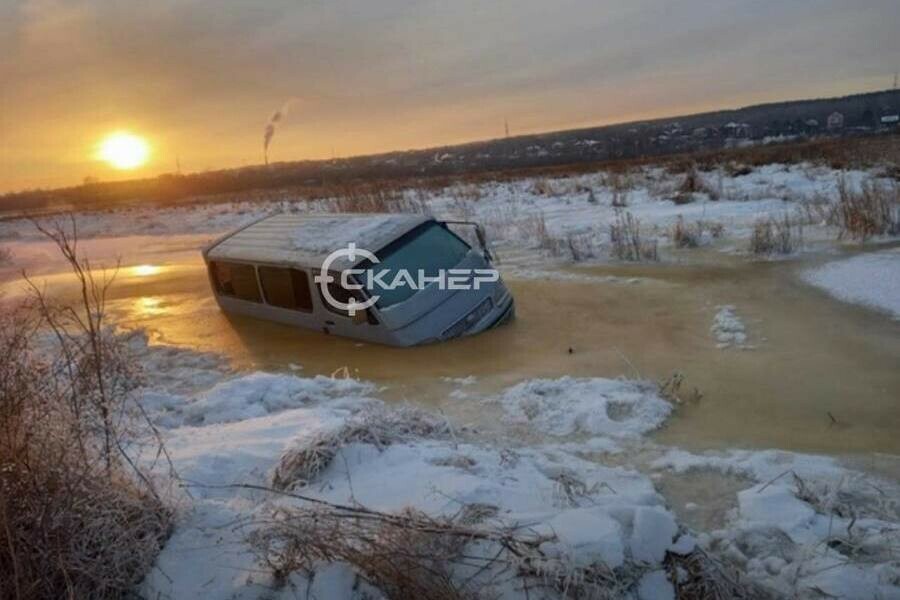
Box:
630;507;678;564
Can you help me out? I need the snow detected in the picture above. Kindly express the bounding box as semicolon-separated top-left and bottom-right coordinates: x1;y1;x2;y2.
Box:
636;570;675;600
652;447;900;598
147;372;375;428
5;159;900;598
142;390;680;598
803;248;900;319
496;376;672;438
288;214;417;255
737;484;817;541
710;305;749;348
630;506;679;563
113;332;899;599
543;508;625;567
1;162;887;274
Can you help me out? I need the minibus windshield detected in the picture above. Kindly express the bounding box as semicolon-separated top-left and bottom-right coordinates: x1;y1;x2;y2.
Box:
362;222;470;308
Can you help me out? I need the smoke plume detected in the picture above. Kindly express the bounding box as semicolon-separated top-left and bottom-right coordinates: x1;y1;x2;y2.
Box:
263;98;296;165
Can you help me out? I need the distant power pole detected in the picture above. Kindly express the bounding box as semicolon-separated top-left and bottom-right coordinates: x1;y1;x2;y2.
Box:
504;118;510;138
175;155;181;174
894;72;898;90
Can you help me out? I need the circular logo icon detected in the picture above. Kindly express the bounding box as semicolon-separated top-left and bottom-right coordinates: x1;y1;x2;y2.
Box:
314;243;380;316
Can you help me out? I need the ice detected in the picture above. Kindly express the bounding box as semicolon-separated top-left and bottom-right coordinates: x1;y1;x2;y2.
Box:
496;376;672;438
543;509;625;567
711;304;748;348
145;371;376;428
636;570;675;600
803;248;900;320
6;160;898;598
737;484;816;541
629;506;679;563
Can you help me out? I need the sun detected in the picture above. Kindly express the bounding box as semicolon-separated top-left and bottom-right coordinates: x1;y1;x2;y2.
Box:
97;131;150;170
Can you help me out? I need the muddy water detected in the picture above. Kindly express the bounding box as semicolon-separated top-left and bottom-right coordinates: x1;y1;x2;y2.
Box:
2;239;898;456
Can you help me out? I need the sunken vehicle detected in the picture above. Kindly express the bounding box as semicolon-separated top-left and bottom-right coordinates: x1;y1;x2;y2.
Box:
202;213;515;346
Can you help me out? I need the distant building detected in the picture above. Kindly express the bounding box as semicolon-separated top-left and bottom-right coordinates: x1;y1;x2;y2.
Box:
827;112;844;130
881;114;900;126
804;119;820;130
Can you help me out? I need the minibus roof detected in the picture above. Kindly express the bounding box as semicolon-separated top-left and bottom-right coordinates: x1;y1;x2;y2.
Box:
204;212;432;270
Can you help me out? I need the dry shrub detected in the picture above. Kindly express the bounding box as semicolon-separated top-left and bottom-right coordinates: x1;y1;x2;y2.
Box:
248;491;766;600
833;177;899;241
606;171;631;208
611;188;629;208
564;232;597;262
519;212;554;250
702;220;725;239
749;214;801;256
248;498;641;600
327;184;428;214
671;218;724;248
724;163;754;177
609;211;658;262
0;221;173;600
0;245;12;265
677;166;720;202
530;178;558;196
451;184;483;203
272;406;456;490
672;216;700;248
794;193;835;226
664;547;774;600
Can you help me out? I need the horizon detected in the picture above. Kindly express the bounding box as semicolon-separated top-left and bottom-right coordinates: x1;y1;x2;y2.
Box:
2;0;899;194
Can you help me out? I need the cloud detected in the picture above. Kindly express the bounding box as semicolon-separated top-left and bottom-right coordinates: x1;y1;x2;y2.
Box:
2;0;899;191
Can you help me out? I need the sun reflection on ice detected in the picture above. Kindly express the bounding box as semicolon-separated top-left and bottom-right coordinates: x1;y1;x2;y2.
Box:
135;296;166;316
131;264;162;277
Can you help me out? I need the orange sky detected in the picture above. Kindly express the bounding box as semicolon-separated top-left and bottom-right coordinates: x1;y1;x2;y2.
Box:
1;0;898;193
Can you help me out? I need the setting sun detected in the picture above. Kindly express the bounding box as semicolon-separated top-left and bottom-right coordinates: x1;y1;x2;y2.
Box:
97;132;150;170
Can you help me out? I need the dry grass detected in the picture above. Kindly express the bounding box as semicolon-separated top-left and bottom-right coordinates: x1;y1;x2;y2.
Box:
563;232;598;262
245;485;767;600
530;178;559;196
833;177;899;241
664;547;774;600
671;218;725;249
324;185;429;214
674;166;720;205
606;171;631;207
518;212;552;249
248;495;639;600
0;220;173;600
749;214;801;256
5;133;899;220
272;406;457;490
672;216;700;248
609;211;658;262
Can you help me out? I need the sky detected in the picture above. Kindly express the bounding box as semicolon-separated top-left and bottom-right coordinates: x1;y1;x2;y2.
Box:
1;0;898;193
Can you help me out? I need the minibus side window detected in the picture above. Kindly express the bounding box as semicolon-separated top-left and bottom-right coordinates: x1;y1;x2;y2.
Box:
318;271;379;325
258;266;313;312
210;261;262;303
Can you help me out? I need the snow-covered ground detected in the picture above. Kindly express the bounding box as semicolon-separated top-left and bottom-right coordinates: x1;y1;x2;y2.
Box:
0;163;888;262
803;248;900;320
3;160;899;598
133;356;900;599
